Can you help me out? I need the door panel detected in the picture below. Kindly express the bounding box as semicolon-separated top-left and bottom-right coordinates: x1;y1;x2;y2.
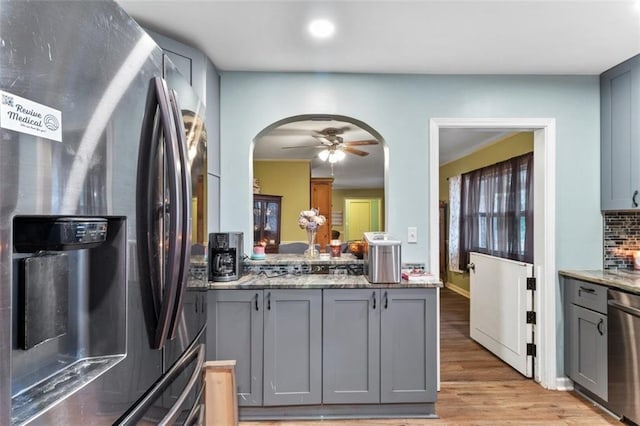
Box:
346;200;371;241
263;290;321;405
207;290;263;406
323;289;380;404
469;252;533;377
380;289;437;403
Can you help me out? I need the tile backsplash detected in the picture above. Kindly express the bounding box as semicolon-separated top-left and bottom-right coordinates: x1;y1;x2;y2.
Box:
603;211;640;269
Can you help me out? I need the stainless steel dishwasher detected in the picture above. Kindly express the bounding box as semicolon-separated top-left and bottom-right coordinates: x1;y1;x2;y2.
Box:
608;289;640;425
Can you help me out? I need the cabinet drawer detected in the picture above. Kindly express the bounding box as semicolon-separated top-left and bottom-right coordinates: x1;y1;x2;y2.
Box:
565;278;607;314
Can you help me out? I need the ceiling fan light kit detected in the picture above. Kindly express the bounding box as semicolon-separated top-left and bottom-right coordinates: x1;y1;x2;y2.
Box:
318;148;346;163
280;125;379;162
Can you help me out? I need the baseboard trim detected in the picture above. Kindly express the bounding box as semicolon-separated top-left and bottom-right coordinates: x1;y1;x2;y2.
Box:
444;282;470;299
555;377;574;391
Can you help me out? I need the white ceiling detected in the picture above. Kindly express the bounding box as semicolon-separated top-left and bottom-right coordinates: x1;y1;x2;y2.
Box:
116;0;640;187
118;0;640;75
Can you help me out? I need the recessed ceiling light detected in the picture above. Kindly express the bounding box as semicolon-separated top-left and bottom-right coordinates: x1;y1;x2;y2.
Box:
308;19;335;39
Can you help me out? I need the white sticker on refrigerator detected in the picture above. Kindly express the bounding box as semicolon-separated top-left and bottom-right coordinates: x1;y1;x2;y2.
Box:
0;90;62;142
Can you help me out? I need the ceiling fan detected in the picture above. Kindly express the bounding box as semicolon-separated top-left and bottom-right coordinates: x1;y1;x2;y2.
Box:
281;126;379;159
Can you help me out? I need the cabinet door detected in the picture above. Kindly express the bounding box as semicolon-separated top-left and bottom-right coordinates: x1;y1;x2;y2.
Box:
323;289;380;404
380;289;437;403
601;56;640;210
207;290;263;406
263;289;322;405
567;303;607;400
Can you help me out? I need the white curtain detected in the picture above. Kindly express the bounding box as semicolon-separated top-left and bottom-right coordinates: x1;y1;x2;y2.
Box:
448;175;463;273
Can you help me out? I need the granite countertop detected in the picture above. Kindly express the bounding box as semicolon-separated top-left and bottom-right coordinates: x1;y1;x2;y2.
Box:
208;272;442;289
559;269;640;295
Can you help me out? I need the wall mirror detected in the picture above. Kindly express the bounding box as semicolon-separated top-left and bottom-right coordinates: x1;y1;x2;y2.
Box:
252;114;386;253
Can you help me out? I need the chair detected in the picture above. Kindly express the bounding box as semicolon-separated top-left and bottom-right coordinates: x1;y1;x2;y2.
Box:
278;242;308;254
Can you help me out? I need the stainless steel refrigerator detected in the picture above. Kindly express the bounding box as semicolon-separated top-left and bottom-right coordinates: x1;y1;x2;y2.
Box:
0;1;208;424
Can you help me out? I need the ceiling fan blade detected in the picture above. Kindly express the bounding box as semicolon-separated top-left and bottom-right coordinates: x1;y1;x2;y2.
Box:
343;147;369;157
281;145;324;150
334;125;352;133
315;125;352;137
312;135;336;145
343;139;379;146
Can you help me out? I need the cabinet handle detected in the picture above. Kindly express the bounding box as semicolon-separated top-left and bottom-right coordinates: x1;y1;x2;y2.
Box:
195;295;199;313
372;292;376;310
578;286;596;296
384;291;388;309
255;293;259;311
267;293;271;310
633;190;639;208
597;318;604;336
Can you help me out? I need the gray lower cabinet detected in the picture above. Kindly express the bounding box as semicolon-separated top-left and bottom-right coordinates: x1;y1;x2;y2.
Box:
563;278;608;401
323;289;380;404
263;289;322;405
208;287;436;411
567;303;608;400
208;289;322;406
207;290;263;406
323;288;437;404
380;289;437;403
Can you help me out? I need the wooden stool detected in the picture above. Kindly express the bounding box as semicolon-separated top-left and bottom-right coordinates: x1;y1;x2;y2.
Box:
203;360;238;426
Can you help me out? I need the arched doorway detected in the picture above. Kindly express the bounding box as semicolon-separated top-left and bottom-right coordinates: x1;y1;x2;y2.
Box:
252;114;387;251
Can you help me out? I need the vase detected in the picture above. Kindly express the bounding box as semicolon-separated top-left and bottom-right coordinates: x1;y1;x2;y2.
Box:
304;229;318;258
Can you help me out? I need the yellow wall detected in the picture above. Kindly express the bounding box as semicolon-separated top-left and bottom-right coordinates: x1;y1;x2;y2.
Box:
332;188;385;239
253;160;310;242
439;132;533;293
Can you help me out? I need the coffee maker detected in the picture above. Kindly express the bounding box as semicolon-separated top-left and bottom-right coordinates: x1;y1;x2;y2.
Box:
209;232;243;282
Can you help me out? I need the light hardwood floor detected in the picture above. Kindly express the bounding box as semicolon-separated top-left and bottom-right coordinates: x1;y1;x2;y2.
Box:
240;287;619;426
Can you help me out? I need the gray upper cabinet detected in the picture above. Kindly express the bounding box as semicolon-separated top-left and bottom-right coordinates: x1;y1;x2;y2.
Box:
263;289;322;406
323;289;380;404
601;54;640;211
207;290;263;406
144;27;221;211
380;289;437;403
144;28;204;97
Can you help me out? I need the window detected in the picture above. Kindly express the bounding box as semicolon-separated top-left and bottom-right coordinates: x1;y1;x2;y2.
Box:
458;152;533;269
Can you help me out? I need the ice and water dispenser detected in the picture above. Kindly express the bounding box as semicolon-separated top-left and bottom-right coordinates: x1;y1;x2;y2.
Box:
11;216;127;402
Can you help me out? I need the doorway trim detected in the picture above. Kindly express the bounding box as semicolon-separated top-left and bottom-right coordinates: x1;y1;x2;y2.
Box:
429;117;557;390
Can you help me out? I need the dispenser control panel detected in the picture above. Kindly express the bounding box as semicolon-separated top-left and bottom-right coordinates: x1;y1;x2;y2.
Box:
14;216;109;252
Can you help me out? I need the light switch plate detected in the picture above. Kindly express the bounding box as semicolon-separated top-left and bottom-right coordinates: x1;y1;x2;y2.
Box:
408;226;417;243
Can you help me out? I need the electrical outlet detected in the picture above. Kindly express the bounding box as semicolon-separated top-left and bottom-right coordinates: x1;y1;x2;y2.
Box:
408;226;417;243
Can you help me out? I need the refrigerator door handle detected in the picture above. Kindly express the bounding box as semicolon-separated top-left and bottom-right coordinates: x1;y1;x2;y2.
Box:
113;342;205;426
183;384;205;425
158;343;204;426
137;77;163;337
166;88;192;341
136;76;182;349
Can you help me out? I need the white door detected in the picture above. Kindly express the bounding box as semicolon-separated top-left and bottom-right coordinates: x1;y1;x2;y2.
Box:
469;252;534;378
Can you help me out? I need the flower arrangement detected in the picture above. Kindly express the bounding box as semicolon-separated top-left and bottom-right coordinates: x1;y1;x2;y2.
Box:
298;209;326;231
298;209;326;257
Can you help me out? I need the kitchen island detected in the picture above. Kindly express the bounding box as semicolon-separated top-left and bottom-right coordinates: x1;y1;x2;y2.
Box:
206;254;441;420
